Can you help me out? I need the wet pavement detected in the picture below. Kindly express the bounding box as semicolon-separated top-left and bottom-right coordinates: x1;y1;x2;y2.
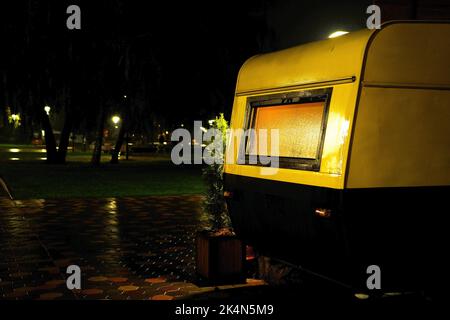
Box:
0;195;264;300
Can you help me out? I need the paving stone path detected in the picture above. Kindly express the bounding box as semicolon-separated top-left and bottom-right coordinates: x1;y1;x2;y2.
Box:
0;196;264;300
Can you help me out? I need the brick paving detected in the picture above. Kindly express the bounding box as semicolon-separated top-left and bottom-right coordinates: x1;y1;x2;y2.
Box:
0;196;264;300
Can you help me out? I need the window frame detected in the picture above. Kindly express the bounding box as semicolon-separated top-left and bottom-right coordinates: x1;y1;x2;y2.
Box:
240;87;332;171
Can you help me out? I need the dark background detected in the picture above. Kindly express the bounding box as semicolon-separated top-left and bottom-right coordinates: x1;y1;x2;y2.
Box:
0;0;372;128
1;0;449;141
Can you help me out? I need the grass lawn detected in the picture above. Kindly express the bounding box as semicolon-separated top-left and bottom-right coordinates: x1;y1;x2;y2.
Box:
0;155;205;199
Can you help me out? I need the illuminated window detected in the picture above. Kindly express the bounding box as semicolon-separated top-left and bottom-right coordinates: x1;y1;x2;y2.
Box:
243;88;331;171
248;102;325;159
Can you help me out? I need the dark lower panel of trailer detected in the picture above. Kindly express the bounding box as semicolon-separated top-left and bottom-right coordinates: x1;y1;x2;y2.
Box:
224;173;449;292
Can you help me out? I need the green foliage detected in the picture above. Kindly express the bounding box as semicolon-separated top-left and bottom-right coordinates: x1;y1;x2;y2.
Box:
6;107;21;128
202;114;232;231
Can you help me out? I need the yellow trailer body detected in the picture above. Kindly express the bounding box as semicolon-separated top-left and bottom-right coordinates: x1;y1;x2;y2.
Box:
224;22;450;292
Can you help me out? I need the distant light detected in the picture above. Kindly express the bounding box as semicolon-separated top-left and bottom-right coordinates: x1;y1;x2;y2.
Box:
328;31;349;39
165;131;169;135
112;116;121;125
9;158;20;161
39;157;47;161
314;208;332;218
41;130;46;138
39;149;46;153
180;124;184;127
44;106;51;115
123;95;127;99
11;114;19;121
200;126;207;133
163;142;167;145
354;293;370;300
9;148;20;153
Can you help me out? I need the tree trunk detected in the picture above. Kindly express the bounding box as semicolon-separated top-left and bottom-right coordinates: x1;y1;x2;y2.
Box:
56;110;73;164
110;117;126;164
42;109;58;163
91;106;106;166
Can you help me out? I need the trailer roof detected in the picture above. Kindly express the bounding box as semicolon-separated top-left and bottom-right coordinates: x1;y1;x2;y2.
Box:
235;28;373;95
236;22;450;96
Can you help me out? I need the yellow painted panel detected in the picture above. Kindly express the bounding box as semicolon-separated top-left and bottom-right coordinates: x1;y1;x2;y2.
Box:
347;87;450;188
320;84;358;178
224;163;343;189
364;23;450;86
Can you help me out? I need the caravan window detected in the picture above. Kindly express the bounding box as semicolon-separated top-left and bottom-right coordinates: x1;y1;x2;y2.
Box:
244;88;331;171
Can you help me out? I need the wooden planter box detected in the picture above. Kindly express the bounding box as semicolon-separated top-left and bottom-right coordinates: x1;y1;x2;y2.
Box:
195;231;246;285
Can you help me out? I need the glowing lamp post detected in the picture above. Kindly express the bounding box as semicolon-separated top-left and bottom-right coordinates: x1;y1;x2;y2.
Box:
44;106;51;115
112;115;121;129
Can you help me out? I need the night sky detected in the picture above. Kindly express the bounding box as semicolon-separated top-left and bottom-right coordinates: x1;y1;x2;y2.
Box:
0;0;372;131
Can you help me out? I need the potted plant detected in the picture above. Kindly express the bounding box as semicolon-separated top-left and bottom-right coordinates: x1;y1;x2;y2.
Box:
195;114;245;285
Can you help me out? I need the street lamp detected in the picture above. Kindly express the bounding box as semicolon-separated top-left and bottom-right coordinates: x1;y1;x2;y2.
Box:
328;30;349;39
112;116;121;125
11;114;18;121
112;115;121;129
44;106;51;115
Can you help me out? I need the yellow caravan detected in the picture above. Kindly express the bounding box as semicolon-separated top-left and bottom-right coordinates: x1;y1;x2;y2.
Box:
224;22;450;292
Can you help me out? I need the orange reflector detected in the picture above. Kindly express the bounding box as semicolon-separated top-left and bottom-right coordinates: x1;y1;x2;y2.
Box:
314;208;332;218
224;191;233;198
246;245;256;261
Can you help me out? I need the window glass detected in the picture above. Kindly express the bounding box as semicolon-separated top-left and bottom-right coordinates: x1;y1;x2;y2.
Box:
247;102;325;159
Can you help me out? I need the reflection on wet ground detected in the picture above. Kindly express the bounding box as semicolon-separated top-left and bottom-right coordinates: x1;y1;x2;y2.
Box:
0;195;263;300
